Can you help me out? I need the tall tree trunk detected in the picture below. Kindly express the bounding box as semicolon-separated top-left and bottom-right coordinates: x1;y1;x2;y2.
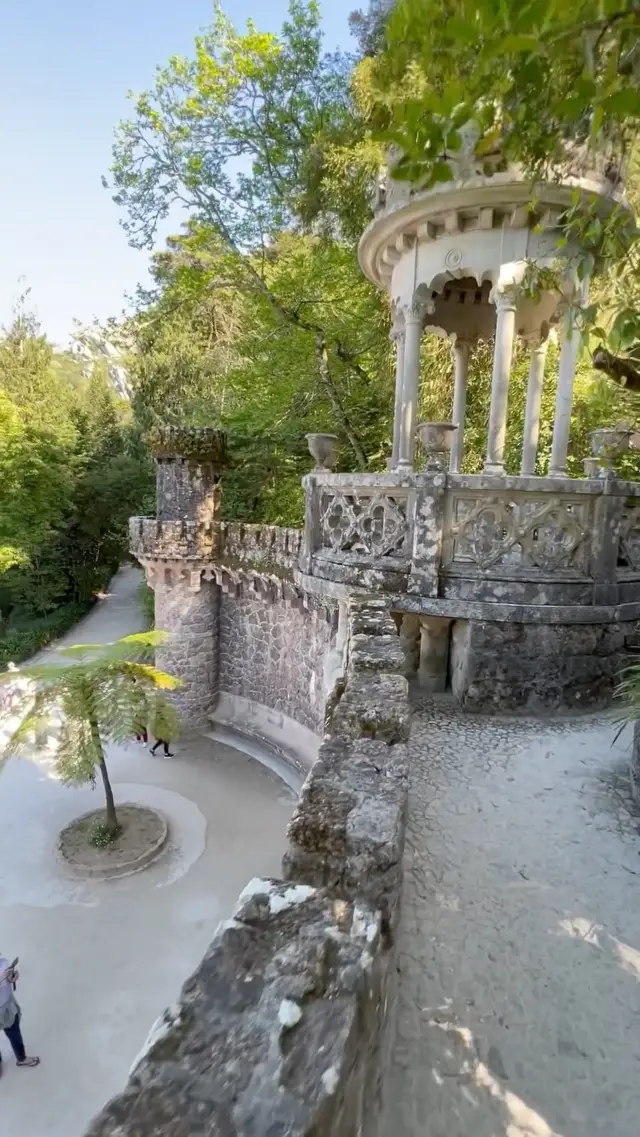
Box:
315;334;368;469
90;716;119;830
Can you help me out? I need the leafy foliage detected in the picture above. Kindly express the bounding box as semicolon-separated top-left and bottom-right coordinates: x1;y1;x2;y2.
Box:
0;603;91;671
1;632;181;828
366;0;640;353
0;312;154;653
87;819;121;847
106;0;640;526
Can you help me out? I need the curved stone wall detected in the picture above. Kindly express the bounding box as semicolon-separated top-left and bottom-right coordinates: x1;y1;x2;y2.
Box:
219;591;335;737
82;599;411;1137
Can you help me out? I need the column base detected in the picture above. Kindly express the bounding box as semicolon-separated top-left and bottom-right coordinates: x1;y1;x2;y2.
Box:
483;461;505;476
417;616;451;692
450;618;629;711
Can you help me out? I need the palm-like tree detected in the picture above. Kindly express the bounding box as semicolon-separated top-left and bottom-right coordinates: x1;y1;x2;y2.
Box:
0;632;180;834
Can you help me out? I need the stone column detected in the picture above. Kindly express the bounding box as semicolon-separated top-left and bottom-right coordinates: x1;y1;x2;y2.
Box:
397;301;425;471
152;565;220;728
399;613;420;678
449;340;470;473
520;334;550;475
484;292;517;475
390;312;406;469
300;474;322;574
549;317;581;476
417;616;451;692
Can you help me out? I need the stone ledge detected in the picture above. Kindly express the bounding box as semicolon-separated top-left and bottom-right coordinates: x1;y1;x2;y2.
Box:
296;569;640;626
284;738;408;935
331;673;411;743
85;883;386;1137
82;595;411;1137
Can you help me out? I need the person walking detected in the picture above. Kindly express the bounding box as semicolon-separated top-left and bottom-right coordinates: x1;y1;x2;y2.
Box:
0;957;39;1073
148;693;178;760
130;678;149;744
149;737;173;758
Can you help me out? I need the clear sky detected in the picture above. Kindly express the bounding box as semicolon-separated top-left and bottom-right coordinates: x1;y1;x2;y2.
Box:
0;1;353;345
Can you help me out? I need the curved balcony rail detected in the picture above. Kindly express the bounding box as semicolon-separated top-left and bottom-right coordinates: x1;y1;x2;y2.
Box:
302;472;640;610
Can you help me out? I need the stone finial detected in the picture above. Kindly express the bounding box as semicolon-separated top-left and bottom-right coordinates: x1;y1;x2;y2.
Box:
306;433;338;471
146;425;228;471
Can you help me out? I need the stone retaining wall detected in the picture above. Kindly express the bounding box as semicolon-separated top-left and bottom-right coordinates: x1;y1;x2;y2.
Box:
631;721;640;807
82;598;410;1137
219;592;334;735
450;618;633;711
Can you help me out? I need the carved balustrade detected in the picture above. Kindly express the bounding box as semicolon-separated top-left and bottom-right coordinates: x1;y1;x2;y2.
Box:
302;472;640;609
300;473;415;590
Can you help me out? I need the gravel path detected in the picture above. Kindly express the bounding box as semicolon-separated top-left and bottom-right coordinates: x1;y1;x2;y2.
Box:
385;693;640;1137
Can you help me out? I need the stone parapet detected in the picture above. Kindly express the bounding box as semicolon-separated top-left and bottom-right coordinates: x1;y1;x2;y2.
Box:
82;597;410;1137
302;471;640;609
220;521;303;575
130;518;303;578
129;516;220;560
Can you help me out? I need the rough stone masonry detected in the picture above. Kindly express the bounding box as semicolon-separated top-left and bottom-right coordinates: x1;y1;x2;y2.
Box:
82;599;410;1137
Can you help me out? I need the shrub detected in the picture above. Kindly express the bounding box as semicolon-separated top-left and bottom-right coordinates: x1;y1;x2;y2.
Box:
138;580;155;628
87;819;122;847
0;602;92;671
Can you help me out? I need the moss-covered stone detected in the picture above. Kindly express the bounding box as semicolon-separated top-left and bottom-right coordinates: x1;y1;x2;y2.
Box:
147;425;228;468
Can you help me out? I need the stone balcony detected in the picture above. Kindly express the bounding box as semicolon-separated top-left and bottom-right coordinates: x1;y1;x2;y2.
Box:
301;471;640;620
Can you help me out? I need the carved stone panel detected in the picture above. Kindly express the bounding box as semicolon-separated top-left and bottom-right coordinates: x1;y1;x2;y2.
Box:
321;491;409;559
618;503;640;572
446;494;590;573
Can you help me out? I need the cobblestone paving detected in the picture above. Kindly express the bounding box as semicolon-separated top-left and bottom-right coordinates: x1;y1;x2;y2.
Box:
385;694;640;1137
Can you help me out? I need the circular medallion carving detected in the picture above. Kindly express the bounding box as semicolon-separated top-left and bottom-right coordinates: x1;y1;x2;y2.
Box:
445;248;463;270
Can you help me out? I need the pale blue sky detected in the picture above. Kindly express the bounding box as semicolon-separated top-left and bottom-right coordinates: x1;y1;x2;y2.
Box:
0;1;353;344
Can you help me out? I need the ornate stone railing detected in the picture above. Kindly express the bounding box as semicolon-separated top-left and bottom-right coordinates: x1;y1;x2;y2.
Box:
302;472;640;610
301;473;415;591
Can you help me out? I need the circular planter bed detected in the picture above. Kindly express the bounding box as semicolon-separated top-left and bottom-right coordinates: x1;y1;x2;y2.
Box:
58;804;169;879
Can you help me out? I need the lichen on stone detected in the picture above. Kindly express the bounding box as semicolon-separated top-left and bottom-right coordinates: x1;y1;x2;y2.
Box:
146;424;228;467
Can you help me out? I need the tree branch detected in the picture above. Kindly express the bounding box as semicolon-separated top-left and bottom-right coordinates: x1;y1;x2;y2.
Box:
315;334;368;469
593;346;640;392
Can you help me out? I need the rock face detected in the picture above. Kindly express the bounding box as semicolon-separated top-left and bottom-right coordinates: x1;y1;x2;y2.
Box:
82;599;410;1137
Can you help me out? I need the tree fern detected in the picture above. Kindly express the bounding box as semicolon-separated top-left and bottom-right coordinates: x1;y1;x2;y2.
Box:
0;631;181;832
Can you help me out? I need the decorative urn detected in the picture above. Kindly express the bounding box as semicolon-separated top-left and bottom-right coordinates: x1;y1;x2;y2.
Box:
306;433;338;471
416;422;457;471
589;427;631;475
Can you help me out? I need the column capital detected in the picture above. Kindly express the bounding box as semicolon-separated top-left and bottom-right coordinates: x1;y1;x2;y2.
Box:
390;319;405;344
451;338;472;357
493;289;518;313
401;298;430;325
